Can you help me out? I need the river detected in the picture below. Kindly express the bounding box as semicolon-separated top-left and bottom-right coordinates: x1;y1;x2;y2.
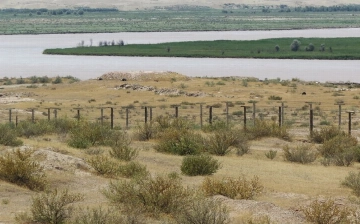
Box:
0;28;360;82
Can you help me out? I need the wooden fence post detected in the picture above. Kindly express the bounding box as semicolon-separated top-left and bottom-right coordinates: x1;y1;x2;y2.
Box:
8;109;12;123
144;107;148;123
226;102;229;126
279;106;282;127
347;111;355;135
252;101;257;126
335;103;344;129
110;107;114;129
200;104;203;128
209;106;213;124
31;108;35;123
241;106;248;130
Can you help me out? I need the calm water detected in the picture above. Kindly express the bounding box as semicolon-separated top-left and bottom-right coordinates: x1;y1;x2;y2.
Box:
1;28;360;82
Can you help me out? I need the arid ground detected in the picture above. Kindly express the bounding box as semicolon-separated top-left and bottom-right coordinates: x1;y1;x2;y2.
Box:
1;73;360;223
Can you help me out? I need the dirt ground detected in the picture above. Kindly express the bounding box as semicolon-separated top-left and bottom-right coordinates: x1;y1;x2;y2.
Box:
0;0;358;10
1;73;360;223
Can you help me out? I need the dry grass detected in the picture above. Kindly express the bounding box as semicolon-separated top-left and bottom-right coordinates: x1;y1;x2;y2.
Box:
2;73;360;222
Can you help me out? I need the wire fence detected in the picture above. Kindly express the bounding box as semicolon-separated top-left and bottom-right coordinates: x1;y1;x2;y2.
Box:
1;101;359;135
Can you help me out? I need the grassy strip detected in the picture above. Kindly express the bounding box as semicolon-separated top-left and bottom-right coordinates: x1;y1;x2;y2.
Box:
1;9;360;34
43;38;360;60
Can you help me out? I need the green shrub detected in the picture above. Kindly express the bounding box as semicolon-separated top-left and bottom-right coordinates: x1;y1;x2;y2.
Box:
342;171;360;197
87;155;120;177
283;144;317;164
202;120;229;133
118;161;148;178
310;126;344;143
205;129;249;156
318;134;358;166
133;121;158;141
0;149;46;190
47;118;76;135
302;198;355;224
155;129;203;155
175;197;229;224
265;150;277;160
268;95;282;100
155;116;192;132
30;189;83;224
247;119;291;141
201;175;263;200
87;155;147;178
108;131;138;161
52;76;63;84
181;154;221;176
103;175;190;214
0;123;22;146
71;207;125;224
68;121;111;148
16;120;54;138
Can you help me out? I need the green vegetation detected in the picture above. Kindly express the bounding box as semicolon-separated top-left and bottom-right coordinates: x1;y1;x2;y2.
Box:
0;149;46;191
16;189;84;224
44;38;360;60
301;198;356;224
201;175;263;200
1;5;360;34
181;154;221;176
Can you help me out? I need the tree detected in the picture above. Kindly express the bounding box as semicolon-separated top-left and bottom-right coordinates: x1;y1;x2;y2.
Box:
290;39;301;51
320;43;325;52
306;43;315;51
275;45;280;52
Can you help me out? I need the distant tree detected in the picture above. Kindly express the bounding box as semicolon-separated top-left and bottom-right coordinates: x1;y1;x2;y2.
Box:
320;43;325;52
118;40;124;46
78;10;84;15
305;43;315;51
111;40;115;46
275;45;280;52
52;76;62;84
99;41;103;47
36;11;41;15
290;39;301;51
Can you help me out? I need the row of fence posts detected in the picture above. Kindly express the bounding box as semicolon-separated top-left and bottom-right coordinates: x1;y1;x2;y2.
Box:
6;102;357;135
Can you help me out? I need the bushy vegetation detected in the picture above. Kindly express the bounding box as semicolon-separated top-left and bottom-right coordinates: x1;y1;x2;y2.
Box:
283;144;317;164
0;149;46;190
174;197;230;224
317;134;358;166
201;176;263;199
181;154;221;176
155;128;203;155
103;175;191;214
265;150;277;160
204;129;249;156
108;131;138;161
310;126;344;143
0;123;22;146
133;121;158;141
246;119;291;141
68;120;112;148
301;198;356;224
87;155;147;178
342;171;360;197
16;189;84;224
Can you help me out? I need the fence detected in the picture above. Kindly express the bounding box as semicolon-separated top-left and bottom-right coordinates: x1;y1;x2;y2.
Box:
1;101;359;135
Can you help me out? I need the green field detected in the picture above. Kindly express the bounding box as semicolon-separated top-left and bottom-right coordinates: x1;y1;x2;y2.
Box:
43;38;360;60
1;6;360;34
